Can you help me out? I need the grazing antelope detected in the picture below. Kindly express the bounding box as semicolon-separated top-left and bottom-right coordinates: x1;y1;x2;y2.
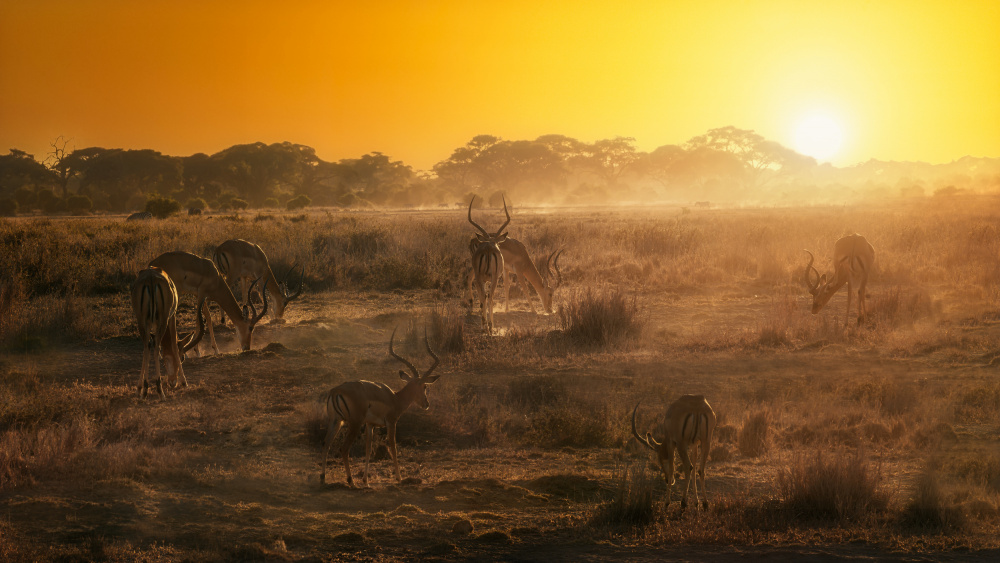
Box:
149;251;270;353
632;395;717;510
467;195;510;334
804;233;876;326
466;237;563;314
213;239;303;321
319;329;442;487
131;267;206;398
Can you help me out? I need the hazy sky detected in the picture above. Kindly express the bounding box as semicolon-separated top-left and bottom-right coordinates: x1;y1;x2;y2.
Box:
1;0;998;170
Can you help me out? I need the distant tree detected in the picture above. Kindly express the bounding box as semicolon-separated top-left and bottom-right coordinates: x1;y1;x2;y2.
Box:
0;197;17;216
185;197;207;210
44;136;74;198
581;137;641;187
0;149;56;197
286;194;311;210
36;189;61;213
231;198;249;210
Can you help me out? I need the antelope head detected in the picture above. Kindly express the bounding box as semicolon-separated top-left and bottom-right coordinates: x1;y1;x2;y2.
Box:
803;250;836;314
388;327;442;410
468;195;510;247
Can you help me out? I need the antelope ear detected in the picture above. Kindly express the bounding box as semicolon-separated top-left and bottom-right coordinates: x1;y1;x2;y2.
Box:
476;234;488;243
496;232;508;243
399;369;413;382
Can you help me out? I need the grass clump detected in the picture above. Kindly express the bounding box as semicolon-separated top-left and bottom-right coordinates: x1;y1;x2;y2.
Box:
590;461;658;529
559;288;644;347
900;470;965;531
778;450;891;523
737;410;771;459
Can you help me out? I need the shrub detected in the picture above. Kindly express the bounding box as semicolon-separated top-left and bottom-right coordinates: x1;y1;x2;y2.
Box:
263;197;279;209
505;375;566;411
559;289;644;347
14;187;36;208
231;198;249;210
590;462;658;529
737;410;771;458
0;198;17;216
287;194;311;210
66;194;92;214
900;470;965;530
778;450;890;522
145;195;181;218
36;189;61;213
185;197;207;210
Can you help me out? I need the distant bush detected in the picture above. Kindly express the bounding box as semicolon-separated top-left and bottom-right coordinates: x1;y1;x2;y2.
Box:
36;189;61;213
0;198;18;216
231;198;249;210
287;194;311;210
560;289;644;347
263;197;279;209
185;197;207;211
145;195;181;218
66;194;92;214
14;187;36;208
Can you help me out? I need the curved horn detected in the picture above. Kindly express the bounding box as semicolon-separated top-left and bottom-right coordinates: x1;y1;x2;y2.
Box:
281;264;304;302
422;329;440;381
246;277;269;330
388;327;419;379
631;403;657;452
804;250;820;295
552;248;563;289
180;297;208;354
493;194;511;237
467;195;490;238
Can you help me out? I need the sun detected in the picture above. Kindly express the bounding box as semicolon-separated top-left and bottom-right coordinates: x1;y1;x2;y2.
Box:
794;115;844;162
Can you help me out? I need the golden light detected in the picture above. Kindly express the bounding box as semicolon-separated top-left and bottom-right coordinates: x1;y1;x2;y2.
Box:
794;115;844;162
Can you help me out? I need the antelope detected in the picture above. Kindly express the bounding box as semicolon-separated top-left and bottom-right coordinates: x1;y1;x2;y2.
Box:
466;237;563;314
131;267;206;398
804;233;876;327
632;395;717;510
213;239;303;321
319;329;442;487
467;195;510;333
148;251;270;353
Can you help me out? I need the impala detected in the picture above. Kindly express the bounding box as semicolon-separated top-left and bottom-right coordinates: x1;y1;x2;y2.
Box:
466;238;563;314
148;251;270;353
319;329;442;487
131;267;206;398
804;233;876;326
467;195;510;333
632;395;717;510
213;239;303;321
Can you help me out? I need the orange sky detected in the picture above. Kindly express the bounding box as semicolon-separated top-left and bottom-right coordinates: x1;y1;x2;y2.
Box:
1;0;998;170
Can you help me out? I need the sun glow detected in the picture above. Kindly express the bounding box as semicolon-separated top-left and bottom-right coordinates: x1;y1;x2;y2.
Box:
794;115;844;162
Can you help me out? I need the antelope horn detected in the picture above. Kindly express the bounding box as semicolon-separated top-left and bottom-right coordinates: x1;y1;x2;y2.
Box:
422;329;440;380
552;248;563;289
281;264;304;302
388;327;419;379
246;277;269;329
180;297;208;354
631;403;657;452
467;195;490;238
803;250;820;294
494;194;511;236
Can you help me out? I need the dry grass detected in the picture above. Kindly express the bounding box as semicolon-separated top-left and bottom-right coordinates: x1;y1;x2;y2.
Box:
777;450;891;523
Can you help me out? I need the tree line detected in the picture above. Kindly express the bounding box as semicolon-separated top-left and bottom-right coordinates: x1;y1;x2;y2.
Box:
1;128;997;216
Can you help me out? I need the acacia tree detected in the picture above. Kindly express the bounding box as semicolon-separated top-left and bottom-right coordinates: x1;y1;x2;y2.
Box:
581;136;641;187
684;126;807;191
0;149;56;200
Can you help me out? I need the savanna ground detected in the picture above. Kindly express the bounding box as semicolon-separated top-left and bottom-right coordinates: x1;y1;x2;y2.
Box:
2;197;1000;561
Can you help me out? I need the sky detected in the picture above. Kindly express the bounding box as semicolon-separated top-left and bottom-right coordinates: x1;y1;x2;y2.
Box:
1;0;998;171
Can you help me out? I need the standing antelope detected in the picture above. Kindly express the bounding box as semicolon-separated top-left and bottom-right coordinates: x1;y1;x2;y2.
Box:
319;329;442;487
131;267;206;398
467;195;510;334
466;237;563;314
632;395;717;510
804;233;876;327
213;239;303;321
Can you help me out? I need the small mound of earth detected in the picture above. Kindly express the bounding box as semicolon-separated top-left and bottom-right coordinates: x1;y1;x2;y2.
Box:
263;342;287;353
529;474;603;499
452;519;474;535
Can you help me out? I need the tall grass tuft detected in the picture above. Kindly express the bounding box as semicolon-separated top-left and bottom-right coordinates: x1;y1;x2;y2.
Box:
900;469;965;530
737;410;771;458
590;461;659;529
559;289;644;347
778;450;891;522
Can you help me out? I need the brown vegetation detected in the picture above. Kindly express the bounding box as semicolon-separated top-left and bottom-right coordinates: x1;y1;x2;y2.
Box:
2;197;1000;559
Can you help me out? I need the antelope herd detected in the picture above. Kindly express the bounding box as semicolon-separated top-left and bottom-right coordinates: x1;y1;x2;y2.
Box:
125;205;877;507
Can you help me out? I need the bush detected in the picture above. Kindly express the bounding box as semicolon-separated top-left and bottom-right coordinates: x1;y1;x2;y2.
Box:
778;450;890;522
36;189;61;213
287;194;312;210
738;410;771;458
231;198;249;210
14;187;36;208
263;197;279;209
185;197;207;211
559;289;644;347
66;194;92;214
900;470;965;530
0;198;17;216
590;462;658;529
145;195;181;219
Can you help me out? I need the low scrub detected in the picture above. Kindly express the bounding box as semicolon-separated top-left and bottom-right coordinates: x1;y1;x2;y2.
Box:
777;450;891;522
590;461;659;529
737;410;771;458
559;289;644;347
